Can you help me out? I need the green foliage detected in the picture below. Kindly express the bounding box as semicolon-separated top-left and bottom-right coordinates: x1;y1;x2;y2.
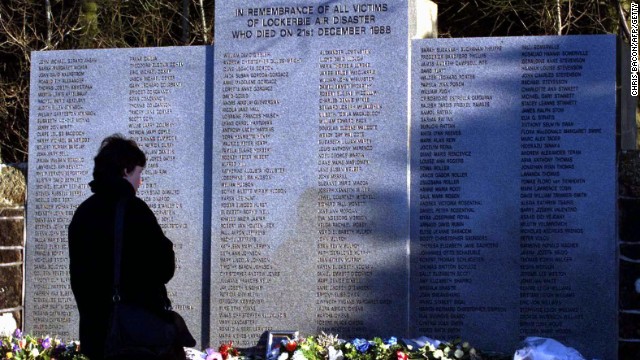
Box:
78;1;99;48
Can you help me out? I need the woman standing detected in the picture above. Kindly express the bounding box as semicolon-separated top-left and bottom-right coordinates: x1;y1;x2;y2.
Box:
68;134;184;359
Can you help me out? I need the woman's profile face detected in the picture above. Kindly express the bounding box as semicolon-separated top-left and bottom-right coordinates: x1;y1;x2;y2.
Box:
123;165;144;192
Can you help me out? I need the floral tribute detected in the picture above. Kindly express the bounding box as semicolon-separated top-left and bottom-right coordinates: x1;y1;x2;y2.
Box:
276;333;479;360
3;330;480;360
202;332;479;360
203;341;241;360
0;329;88;360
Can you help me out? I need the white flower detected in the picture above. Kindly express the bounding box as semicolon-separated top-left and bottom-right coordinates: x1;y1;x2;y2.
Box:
462;342;469;349
30;348;40;357
278;352;289;360
444;347;450;354
328;346;344;360
292;350;306;360
406;345;413;351
454;349;464;359
433;349;444;359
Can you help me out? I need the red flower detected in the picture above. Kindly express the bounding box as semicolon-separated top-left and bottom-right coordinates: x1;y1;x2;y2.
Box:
397;350;408;360
219;342;234;360
285;341;297;353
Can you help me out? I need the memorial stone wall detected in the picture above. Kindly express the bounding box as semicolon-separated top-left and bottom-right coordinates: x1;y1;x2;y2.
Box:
409;36;617;357
210;0;409;345
26;47;209;342
25;2;620;359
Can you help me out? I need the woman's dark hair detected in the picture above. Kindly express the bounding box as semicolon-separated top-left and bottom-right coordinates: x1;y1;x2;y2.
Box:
93;134;146;181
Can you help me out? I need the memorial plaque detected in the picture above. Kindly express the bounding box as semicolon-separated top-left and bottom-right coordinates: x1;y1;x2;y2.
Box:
409;35;617;359
212;1;409;346
26;46;210;344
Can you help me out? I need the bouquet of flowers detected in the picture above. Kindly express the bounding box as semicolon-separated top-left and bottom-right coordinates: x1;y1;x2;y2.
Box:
0;329;88;360
201;341;241;360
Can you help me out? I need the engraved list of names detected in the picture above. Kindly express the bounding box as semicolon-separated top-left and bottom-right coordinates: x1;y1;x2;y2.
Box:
26;47;208;343
410;36;617;358
26;53;97;338
212;0;409;346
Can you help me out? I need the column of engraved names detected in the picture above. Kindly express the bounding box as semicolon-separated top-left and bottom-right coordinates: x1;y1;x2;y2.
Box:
126;56;190;309
315;48;378;334
31;56;96;336
415;45;502;337
518;44;591;339
218;52;292;341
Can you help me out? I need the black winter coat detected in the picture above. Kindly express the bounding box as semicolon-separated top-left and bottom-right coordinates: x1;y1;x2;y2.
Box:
68;177;176;360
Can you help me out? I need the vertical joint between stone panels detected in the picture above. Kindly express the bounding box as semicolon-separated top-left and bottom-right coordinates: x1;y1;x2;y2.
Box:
405;3;414;337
